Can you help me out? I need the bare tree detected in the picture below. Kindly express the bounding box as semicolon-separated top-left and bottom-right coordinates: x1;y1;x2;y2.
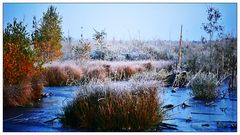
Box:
177;25;183;71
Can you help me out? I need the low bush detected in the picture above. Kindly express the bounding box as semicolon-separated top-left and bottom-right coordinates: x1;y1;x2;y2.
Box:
3;42;44;106
60;83;164;131
189;72;219;101
90;49;107;60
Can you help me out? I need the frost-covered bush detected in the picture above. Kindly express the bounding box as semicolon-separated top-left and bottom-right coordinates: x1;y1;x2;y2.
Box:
125;51;151;60
72;42;91;60
60;82;164;131
189;72;219;101
182;45;210;73
90;49;106;60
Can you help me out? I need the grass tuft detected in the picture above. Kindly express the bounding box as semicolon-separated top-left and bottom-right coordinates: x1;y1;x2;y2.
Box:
60;82;164;131
189;72;219;101
86;67;108;80
112;66;137;81
3;80;32;107
45;66;83;86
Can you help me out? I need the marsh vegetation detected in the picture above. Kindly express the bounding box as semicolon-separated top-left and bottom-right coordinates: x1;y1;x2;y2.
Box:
3;5;237;132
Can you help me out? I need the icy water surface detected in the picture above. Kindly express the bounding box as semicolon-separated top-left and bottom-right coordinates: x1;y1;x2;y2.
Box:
3;86;80;132
3;80;237;132
161;79;237;132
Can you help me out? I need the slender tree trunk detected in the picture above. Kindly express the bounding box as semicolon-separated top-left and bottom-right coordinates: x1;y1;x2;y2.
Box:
177;25;183;71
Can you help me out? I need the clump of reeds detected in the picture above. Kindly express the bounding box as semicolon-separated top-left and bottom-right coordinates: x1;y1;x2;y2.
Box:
60;82;164;131
64;66;83;80
111;65;137;81
45;66;83;86
80;64;111;84
44;61;170;85
189;72;219;101
44;66;68;86
3;79;32;107
85;67;108;80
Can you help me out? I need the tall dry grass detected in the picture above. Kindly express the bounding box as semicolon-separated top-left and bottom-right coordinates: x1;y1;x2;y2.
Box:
44;65;83;86
111;65;137;81
4;73;45;107
3;79;32;107
60;82;164;131
43;60;172;86
85;66;108;80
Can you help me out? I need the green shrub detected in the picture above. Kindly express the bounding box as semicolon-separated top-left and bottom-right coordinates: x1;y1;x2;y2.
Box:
189;72;219;101
60;83;164;131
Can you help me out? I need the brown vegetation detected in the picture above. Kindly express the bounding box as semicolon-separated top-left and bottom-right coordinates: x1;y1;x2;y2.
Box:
142;62;153;71
111;65;137;81
85;66;108;80
4;78;32;107
43;61;167;86
3;6;63;107
44;66;83;86
60;82;164;131
31;73;45;99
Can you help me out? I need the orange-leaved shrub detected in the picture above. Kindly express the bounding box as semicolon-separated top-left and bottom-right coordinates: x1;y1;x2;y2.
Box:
3;19;43;107
4;43;35;85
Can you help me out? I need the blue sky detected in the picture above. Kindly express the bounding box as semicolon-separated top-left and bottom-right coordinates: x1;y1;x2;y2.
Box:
3;3;237;41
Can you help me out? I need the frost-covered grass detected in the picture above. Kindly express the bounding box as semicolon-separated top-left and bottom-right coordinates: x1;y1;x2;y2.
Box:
43;60;172;86
44;65;83;86
60;81;164;131
46;59;172;70
45;39;174;86
61;39;181;61
189;72;219;101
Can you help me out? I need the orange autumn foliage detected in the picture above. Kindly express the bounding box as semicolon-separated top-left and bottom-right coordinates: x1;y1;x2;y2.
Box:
3;43;35;85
